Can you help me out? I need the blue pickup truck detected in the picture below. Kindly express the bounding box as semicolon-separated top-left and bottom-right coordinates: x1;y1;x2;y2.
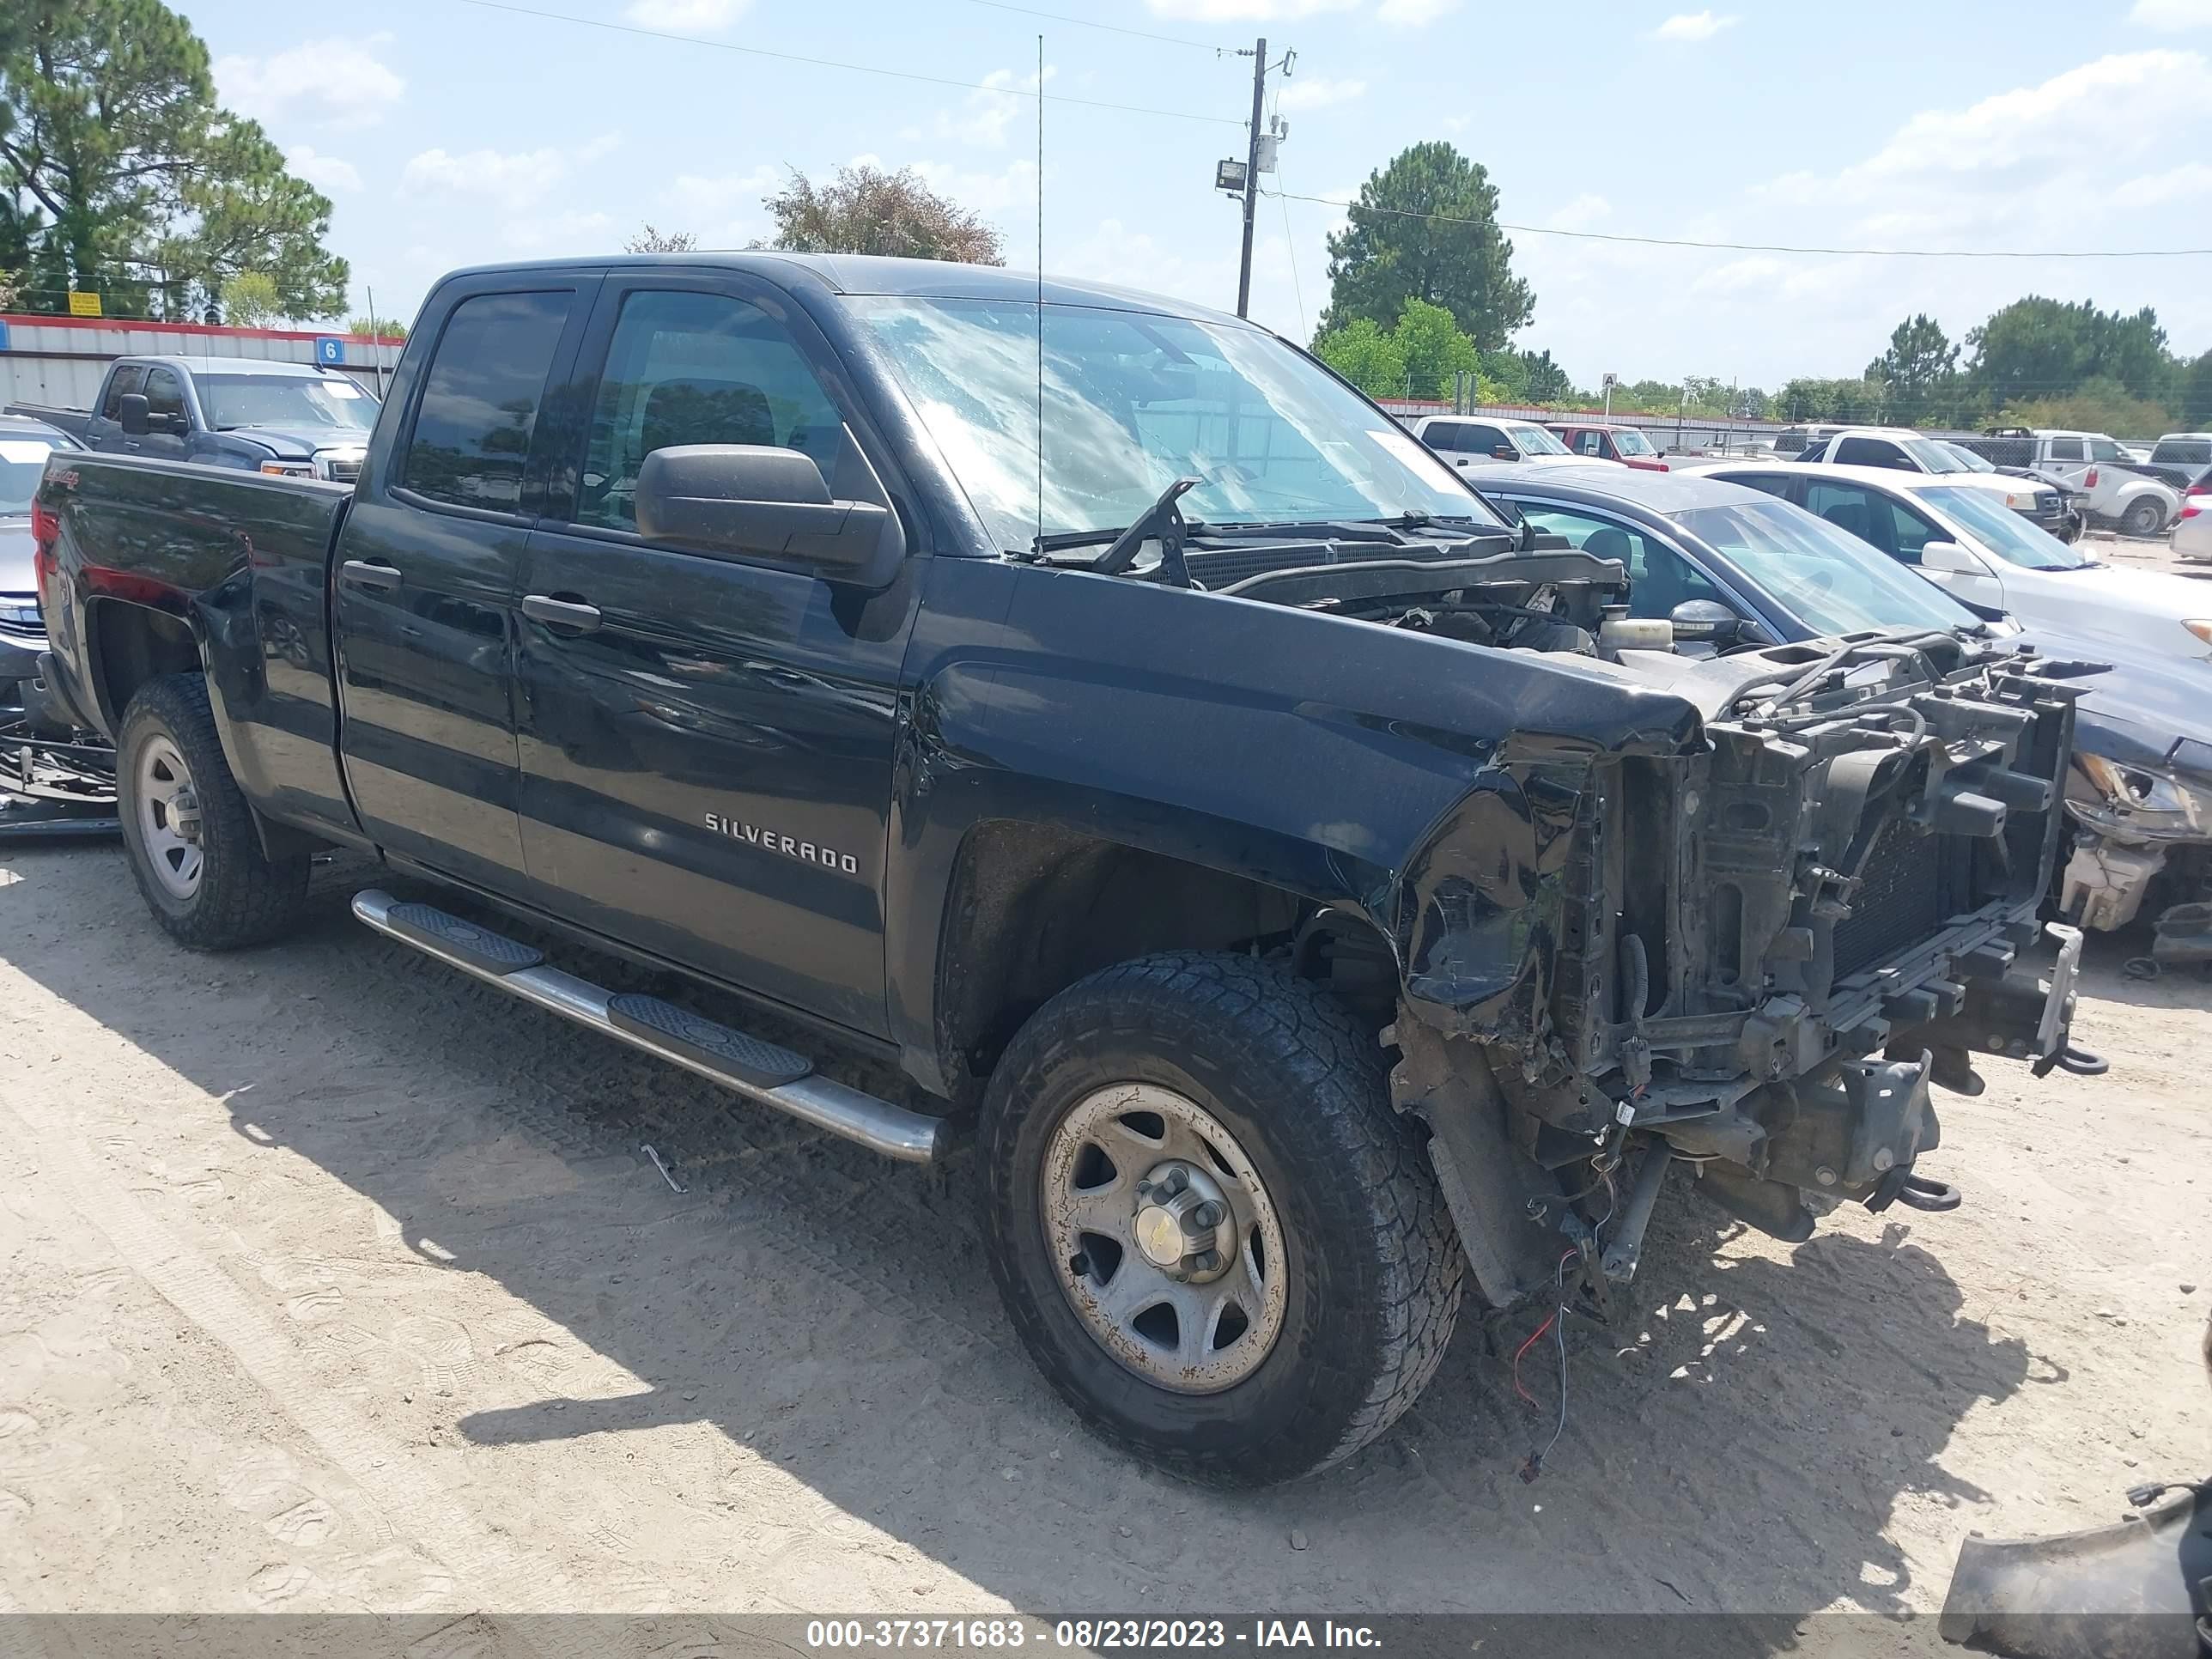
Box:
7;355;375;483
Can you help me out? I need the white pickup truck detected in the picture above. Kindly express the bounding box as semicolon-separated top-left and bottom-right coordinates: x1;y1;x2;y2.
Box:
1960;428;2180;538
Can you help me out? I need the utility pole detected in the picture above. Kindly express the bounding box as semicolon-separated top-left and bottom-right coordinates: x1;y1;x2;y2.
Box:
1236;36;1267;319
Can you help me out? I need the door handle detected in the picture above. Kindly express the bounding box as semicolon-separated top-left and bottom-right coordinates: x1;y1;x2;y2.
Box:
339;559;404;592
521;593;603;633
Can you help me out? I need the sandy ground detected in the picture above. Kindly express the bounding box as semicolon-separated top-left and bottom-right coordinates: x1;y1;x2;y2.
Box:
0;733;2206;1630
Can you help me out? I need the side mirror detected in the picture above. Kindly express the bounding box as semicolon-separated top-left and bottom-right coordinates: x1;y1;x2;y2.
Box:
634;444;902;576
1670;598;1743;645
117;393;150;437
1918;538;1980;575
1492;445;1516;460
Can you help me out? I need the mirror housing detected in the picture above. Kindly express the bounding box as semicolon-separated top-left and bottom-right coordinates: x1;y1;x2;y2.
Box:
1492;444;1517;460
1919;538;1980;575
634;444;902;577
1669;598;1743;645
116;392;150;437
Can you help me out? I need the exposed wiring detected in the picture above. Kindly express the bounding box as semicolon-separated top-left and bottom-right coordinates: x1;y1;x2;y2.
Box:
1516;1249;1579;1483
963;0;1224;51
1261;187;2212;261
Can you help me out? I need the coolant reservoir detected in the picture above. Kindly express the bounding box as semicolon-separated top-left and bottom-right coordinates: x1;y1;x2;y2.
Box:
1599;616;1675;655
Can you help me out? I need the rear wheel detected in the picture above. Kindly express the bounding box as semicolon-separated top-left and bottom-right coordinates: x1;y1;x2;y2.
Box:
981;951;1462;1486
117;674;310;950
2122;496;2165;538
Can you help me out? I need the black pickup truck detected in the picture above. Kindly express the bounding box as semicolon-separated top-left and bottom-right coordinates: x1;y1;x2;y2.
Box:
32;253;2094;1486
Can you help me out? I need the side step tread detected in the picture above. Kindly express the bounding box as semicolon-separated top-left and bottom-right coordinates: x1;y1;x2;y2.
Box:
385;902;544;975
607;992;811;1089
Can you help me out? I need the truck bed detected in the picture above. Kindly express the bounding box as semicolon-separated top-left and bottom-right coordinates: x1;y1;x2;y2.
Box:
42;451;357;836
4;402;93;441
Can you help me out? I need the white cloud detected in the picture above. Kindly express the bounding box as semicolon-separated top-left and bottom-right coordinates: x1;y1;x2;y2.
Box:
2112;161;2212;204
1144;0;1357;19
1277;76;1365;110
216;34;405;130
1545;192;1612;232
937;65;1055;148
401;135;622;206
622;0;749;28
1376;0;1460;24
2130;0;2212;27
1651;11;1738;40
403;147;569;203
285;145;362;194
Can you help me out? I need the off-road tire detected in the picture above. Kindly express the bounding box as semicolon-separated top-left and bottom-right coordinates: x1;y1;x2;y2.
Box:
2122;496;2166;538
117;673;311;950
981;951;1462;1486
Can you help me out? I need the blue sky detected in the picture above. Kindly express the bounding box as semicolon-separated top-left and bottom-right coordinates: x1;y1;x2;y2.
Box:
189;0;2212;390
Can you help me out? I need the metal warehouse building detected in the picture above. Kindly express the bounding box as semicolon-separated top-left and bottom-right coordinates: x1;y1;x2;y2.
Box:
0;314;400;411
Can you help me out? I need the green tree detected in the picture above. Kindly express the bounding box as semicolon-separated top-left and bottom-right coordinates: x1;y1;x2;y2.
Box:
1997;378;2176;442
1322;141;1534;349
1778;377;1887;423
623;223;696;252
1514;348;1578;404
0;0;347;318
346;314;405;341
1311;316;1407;398
1965;296;2173;411
1865;313;1960;424
763;164;1003;264
2175;349;2212;430
218;269;279;327
1391;297;1479;399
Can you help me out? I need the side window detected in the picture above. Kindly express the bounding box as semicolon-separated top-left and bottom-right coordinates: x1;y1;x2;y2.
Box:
575;289;846;533
1720;471;1795;501
1804;481;1899;560
1877;496;1939;565
403;290;574;511
1834;436;1904;469
143;368;186;427
1420;422;1462;453
101;365;146;417
2088;439;2126;464
1516;505;1726;621
1573;430;1603;456
1463;423;1507;457
2047;437;2085;463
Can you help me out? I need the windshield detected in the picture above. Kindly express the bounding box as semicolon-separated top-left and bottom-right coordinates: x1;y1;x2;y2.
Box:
0;436;65;515
1922;485;2089;570
1610;427;1656;457
1510;423;1571;455
848;296;1500;550
1673;498;1981;637
1938;441;1996;472
1899;436;1975;473
199;374;374;433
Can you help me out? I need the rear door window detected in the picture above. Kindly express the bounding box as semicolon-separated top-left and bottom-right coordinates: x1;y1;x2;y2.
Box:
1420;421;1465;453
1834;436;1906;469
2046;437;2085;463
402;290;575;511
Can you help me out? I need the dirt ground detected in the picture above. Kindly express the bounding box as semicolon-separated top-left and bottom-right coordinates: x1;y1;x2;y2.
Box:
0;780;2207;1628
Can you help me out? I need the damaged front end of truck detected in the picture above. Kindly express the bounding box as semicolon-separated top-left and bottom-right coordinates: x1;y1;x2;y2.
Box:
1382;630;2094;1310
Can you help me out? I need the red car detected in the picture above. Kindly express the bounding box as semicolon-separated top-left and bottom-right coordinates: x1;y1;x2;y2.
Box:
1546;422;1668;471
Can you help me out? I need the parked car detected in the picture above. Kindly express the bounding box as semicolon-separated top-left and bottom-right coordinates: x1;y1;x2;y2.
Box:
2145;433;2212;495
1543;420;1668;470
1791;428;2081;539
33;252;2090;1486
1951;428;2179;538
2177;479;2212;565
1480;462;2211;948
0;414;113;831
1703;463;2212;672
6;356;375;482
1407;412;1584;469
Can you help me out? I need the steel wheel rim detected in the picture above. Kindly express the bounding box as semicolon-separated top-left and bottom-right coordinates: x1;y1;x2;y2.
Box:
135;735;204;899
1040;1083;1288;1395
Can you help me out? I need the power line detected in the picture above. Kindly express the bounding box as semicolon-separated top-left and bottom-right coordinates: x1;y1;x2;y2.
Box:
960;0;1222;51
1266;189;2212;260
453;0;1241;127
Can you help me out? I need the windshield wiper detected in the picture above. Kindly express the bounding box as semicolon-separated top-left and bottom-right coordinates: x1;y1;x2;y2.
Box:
1029;477;1200;583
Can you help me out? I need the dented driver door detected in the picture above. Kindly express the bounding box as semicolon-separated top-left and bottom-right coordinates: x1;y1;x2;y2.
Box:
510;272;915;1038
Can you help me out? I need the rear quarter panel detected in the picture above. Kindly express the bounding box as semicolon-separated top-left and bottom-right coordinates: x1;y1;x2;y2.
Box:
46;453;357;836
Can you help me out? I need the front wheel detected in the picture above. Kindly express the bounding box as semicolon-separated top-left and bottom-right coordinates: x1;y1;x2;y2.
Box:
117;674;311;950
981;952;1463;1486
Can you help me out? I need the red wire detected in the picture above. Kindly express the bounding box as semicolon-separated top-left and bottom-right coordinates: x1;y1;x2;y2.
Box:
1511;1312;1557;1405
